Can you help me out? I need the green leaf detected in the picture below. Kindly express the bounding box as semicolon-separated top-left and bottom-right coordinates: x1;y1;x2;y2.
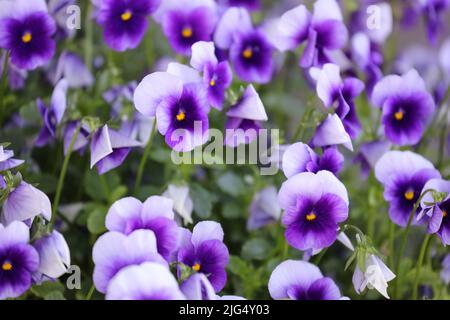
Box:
87;207;107;234
241;238;271;261
217;172;245;197
44;291;66;300
31;281;65;298
110;185;128;203
190;183;216;219
221;201;243;219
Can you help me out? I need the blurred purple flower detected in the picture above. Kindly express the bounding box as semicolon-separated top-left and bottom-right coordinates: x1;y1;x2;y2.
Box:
48;0;77;39
90;124;141;175
105;196;179;260
134;72;210;152
92;229;167;293
0;146;24;171
0;0;56;70
282;142;344;178
0;221;39;299
181;273;216;300
177;221;229;292
104;81;137;116
63;121;91;156
190;41;232;110
106;262;184;300
418;179;450;245
278;170;349;251
0;52;27;90
247;186;281;231
269;260;344;300
354;140;391;177
441;255;450;285
92;0;160;51
311;114;353;151
33;230;70;280
275;0;348;68
52;51;94;88
372;70;435;146
214;7;274;83
36;79;68;147
218;0;260;11
375;151;441;227
224;85;268;147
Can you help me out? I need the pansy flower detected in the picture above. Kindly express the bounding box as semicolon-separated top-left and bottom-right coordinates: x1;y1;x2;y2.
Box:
156;0;217;55
278;170;349;251
418;179;450;245
0;221;39;299
311;63;364;138
92;0;161;51
52;51;94;88
162;184;194;225
274;0;348;68
269;260;344;300
218;0;260;11
63;121;91;156
180;273;216;300
0;146;24;171
0;0;56;70
90;125;141;175
0;51;27;90
106;262;185;300
353;140;391;178
214;7;273;83
105;196;179;260
224;85;268;147
311;114;353;151
134;71;210;152
92;229;167;293
441;255;450;285
372;70;435;146
282;142;344;178
247;186;281;231
36;79;68;147
33;230;70;280
190;41;232;110
177;221;229;292
375;151;441;227
2;181;51;225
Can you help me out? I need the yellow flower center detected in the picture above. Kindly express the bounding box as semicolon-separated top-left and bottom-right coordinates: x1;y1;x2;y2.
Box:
242;47;253;59
394;110;404;121
404;190;414;201
182;27;193;38
121;10;132;21
443;210;447;218
210;79;215;87
22;32;32;43
176;111;186;121
2;261;12;271
306;212;316;221
192;263;201;272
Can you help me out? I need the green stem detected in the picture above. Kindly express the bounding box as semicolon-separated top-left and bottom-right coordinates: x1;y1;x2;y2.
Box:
393;189;434;299
0;50;10;125
412;234;431;300
85;284;96;300
291;106;315;143
313;248;328;265
133;119;157;195
388;221;395;269
51;125;81;224
84;2;94;71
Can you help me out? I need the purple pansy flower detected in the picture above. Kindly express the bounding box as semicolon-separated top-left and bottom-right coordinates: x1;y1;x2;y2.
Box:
372;70;435;146
311;114;353;151
104;81;137;116
214;7;273;83
105;196;179;260
162;184;194;225
278;170;349;251
33;230;70;280
190;41;232;110
2;181;51;225
441;255;450;284
0;0;56;70
311;63;364;138
92;0;161;51
90;124;141;175
92;229;167;293
134;72;210;152
0;221;39;299
268;260;344;300
375;151;441;227
218;0;260;11
354;140;391;178
177;221;229;292
106;262;185;300
0;51;27;90
247;186;281;231
282;142;344;178
180;273;216;300
224;85;268;147
63;121;91;156
418;179;450;245
48;0;77;39
52;51;94;88
0;146;24;171
158;0;217;55
275;0;348;68
35;79;68;147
